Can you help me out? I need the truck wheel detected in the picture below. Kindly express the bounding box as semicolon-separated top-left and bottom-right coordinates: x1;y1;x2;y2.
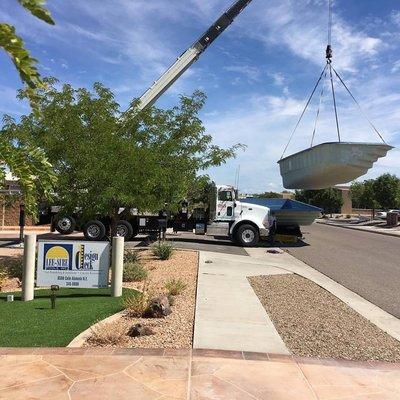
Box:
54;216;76;235
235;224;259;247
83;220;106;241
116;220;134;240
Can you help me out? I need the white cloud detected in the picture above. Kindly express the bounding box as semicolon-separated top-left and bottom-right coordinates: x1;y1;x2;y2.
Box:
391;60;400;73
391;10;400;26
224;65;261;82
241;0;383;73
268;72;285;86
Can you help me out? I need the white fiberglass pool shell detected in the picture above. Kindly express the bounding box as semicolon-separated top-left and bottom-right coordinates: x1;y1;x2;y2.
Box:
278;142;394;189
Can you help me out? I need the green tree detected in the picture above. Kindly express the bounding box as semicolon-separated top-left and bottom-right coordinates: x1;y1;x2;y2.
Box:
363;179;380;218
372;173;400;210
0;0;54;113
350;181;365;209
0;126;56;217
254;191;282;199
0;1;55;218
5;83;242;235
295;188;343;214
187;175;215;206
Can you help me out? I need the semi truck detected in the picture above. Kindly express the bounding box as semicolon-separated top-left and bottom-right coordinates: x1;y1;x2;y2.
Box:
51;0;322;246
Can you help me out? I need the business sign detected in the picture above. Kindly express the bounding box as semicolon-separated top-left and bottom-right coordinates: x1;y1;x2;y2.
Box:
37;240;110;289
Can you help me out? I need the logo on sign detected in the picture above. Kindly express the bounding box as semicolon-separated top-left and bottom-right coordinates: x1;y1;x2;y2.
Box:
43;244;73;270
75;245;99;270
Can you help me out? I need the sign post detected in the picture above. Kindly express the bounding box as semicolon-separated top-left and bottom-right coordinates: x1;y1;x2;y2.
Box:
22;234;36;301
36;240;110;289
111;236;124;297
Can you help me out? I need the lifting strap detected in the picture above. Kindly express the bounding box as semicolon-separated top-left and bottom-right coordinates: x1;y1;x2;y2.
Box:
328;62;341;142
311;68;328;147
331;66;387;144
280;64;328;159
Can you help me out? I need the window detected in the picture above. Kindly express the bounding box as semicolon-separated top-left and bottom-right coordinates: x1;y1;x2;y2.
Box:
218;191;233;201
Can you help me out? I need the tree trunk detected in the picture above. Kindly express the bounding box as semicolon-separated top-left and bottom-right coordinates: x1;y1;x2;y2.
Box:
110;213;118;238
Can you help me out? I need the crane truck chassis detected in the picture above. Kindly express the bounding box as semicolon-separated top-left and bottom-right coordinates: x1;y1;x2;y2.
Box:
51;185;275;247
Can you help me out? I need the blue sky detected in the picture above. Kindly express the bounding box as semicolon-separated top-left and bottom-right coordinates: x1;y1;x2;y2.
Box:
1;0;399;193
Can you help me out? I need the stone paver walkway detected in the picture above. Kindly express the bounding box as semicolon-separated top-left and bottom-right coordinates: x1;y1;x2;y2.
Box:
194;251;290;354
0;348;400;399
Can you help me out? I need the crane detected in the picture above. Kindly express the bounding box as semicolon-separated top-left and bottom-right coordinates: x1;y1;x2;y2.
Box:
136;0;254;111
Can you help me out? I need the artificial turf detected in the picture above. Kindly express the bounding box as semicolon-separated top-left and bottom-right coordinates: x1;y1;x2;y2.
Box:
0;288;136;347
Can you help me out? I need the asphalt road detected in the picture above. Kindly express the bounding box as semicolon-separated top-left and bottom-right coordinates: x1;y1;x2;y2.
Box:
288;223;400;319
0;231;248;256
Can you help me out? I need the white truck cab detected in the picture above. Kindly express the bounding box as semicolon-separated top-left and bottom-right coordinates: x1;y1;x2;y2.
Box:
207;185;271;247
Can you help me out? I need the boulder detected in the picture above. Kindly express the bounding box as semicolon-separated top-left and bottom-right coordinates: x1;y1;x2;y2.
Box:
127;323;154;337
144;295;172;318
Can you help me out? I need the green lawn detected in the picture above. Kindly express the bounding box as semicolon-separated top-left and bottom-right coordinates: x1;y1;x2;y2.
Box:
0;288;135;347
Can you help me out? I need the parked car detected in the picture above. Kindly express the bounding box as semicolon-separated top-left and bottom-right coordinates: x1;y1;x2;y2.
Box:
376;210;400;220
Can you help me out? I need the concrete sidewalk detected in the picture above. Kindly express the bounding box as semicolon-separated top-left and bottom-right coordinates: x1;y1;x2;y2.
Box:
0;348;400;400
193;251;290;354
317;220;400;238
194;248;400;355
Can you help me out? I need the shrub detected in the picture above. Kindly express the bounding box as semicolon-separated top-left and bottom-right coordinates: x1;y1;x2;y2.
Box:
123;285;154;317
4;256;23;280
88;321;128;346
124;250;140;263
152;241;174;260
165;278;187;296
123;262;148;282
0;271;7;290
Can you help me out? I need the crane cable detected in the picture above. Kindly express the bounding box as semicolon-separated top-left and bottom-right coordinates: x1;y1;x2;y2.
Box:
326;0;341;142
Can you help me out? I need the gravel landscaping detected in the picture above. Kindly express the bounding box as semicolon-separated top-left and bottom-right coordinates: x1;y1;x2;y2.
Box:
86;249;199;349
249;274;400;362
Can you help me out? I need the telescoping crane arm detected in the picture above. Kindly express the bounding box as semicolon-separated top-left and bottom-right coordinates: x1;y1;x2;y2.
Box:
136;0;253;111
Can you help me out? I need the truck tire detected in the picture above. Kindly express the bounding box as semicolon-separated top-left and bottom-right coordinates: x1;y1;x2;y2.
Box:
116;220;134;240
54;216;76;235
235;224;259;247
83;220;106;241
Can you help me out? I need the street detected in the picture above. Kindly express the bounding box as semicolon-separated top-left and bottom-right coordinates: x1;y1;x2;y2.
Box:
288;223;400;319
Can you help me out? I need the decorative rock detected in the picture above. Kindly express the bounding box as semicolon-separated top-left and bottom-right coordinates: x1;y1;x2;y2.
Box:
127;323;154;337
145;295;172;318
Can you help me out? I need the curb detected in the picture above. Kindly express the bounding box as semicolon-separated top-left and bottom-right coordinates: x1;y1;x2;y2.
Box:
316;221;400;239
67;310;126;348
244;248;400;343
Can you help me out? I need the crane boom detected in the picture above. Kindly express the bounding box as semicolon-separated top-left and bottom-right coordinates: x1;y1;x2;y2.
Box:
137;0;253;111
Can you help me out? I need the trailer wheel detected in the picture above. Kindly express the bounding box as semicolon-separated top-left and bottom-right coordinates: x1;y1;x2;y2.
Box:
54;216;76;235
83;220;106;241
116;220;134;240
235;224;259;247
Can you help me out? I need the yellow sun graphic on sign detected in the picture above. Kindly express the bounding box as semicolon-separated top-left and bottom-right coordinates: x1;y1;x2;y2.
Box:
45;246;69;259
